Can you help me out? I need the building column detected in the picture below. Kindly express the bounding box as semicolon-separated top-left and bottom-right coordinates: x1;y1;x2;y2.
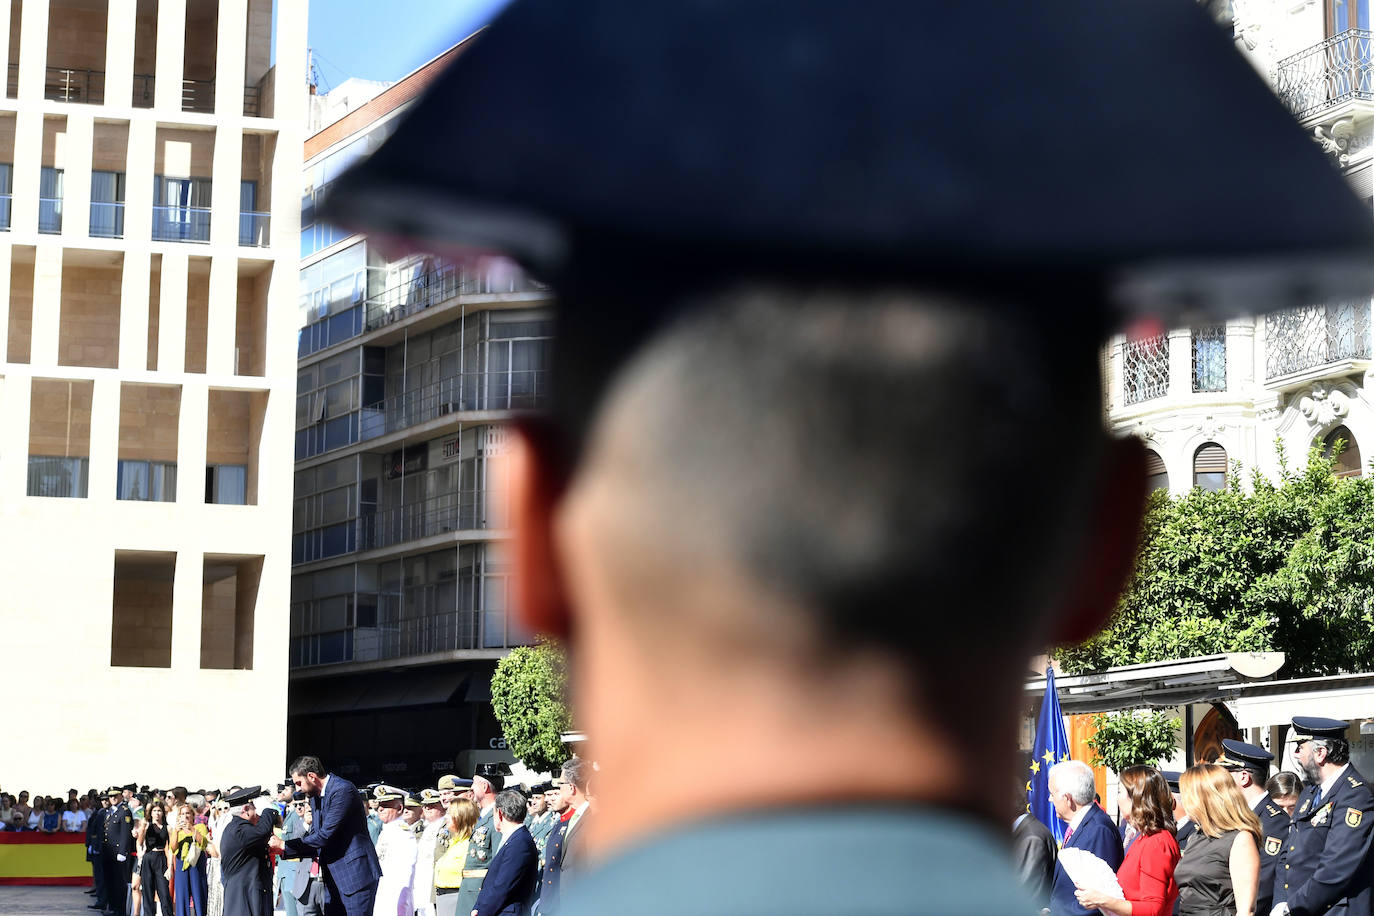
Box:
215;0;247;118
61;111;94;244
88;376;119;503
209;125;241;249
1168;327;1191;399
153;0;186;113
29;242;61;368
16;0;49;104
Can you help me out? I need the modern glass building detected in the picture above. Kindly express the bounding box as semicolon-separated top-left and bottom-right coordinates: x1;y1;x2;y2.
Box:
288;39;551;784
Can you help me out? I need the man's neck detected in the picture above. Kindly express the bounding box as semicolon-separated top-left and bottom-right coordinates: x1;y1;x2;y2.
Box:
1319;762;1349;795
1241;784;1268;807
480;799;495;815
1066;804;1092;832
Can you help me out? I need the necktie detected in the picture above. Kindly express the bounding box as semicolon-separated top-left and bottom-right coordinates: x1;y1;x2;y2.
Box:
1312;786;1323;810
1064;826;1074;842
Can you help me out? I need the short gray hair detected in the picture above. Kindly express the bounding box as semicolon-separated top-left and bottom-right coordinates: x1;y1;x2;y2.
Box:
560;757;589;792
494;790;527;824
1048;760;1096;805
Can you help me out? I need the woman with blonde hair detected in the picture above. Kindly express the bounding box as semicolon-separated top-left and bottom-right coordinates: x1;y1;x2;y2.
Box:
1174;763;1262;916
1075;765;1181;916
433;800;480;916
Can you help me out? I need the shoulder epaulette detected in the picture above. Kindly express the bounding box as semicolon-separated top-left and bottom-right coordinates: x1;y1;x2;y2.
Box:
1266;804;1281;816
1349;775;1364;788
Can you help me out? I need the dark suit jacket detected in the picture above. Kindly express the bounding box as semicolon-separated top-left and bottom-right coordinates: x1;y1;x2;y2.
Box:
282;775;382;898
1050;804;1124;916
474;826;539;916
219;809;280;916
1012;813;1058;908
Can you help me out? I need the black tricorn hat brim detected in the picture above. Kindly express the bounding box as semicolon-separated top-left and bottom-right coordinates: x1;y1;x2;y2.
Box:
321;0;1374;323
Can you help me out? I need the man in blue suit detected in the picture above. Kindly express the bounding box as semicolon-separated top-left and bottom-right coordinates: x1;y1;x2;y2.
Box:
1048;760;1123;916
270;756;382;916
474;790;540;916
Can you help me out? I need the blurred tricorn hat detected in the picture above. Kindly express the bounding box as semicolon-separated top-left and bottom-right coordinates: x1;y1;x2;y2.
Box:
320;0;1374;321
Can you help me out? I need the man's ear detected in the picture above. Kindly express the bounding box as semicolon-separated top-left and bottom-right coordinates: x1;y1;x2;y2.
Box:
1049;434;1149;646
507;421;572;640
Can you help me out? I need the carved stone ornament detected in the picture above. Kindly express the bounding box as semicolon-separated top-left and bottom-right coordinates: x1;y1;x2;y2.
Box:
1132;419;1159;442
1313;118;1356;168
1297;383;1351;425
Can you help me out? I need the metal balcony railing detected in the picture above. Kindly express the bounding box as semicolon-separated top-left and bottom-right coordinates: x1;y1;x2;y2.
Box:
1122;333;1169;405
359;370;549;440
90;201;124;238
1265;301;1372;380
151;206;211;242
38;197;62;234
6;64;107;103
349;609;523;663
239;211;270;246
355;489;505;552
1277;29;1374;120
182;77;215;113
133;74;155;108
363;262;549;331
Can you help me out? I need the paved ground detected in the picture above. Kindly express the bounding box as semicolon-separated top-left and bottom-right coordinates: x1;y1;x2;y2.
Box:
0;886;292;915
0;885;94;915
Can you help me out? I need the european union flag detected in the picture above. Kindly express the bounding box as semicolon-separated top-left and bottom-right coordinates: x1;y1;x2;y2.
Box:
1028;665;1072;845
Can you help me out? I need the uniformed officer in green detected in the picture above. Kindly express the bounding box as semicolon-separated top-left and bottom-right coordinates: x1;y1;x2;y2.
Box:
453;762;510;915
1217;738;1289;916
526;782;557;860
314;0;1374;910
1273;717;1374;916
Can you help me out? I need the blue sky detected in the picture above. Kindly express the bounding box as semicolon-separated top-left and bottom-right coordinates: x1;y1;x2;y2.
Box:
307;0;511;87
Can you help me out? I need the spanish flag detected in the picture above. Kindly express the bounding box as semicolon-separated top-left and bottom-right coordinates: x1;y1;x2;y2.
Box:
0;833;92;886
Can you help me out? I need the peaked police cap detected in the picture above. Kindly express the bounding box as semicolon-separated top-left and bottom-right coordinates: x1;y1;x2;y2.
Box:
322;0;1374;317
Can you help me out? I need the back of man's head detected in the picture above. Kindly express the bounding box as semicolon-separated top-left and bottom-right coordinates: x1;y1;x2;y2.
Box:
564;287;1112;703
495;790;528;825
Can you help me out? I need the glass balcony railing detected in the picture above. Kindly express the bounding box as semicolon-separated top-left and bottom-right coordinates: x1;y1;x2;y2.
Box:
239;211;270;247
38;197;62;234
0;194;11;231
355;490;503;553
363;261;549;331
358;370;550;440
89;201;124;239
151;206;211;243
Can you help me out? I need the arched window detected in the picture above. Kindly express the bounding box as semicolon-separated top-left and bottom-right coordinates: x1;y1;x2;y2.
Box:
1322;425;1363;478
1193;443;1227;492
1145;449;1169;494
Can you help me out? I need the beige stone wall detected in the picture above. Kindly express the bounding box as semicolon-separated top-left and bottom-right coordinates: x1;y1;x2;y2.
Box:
45;0;107;75
200;562;236;667
183;0;217;85
0;0;304;791
110;551;175;668
184;258;208;372
154;126;215;178
91;120;127;173
235;267;265;375
29;376;92;456
117;382;178;461
57;260;122;368
7;246;33;362
241;131;271;199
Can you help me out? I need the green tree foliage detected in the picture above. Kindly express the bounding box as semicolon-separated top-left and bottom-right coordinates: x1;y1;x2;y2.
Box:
1057;443;1374;677
490;640;574;774
1086;709;1181;773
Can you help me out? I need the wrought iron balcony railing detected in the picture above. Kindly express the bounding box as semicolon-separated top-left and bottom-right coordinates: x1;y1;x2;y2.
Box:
1277;29;1374;120
362;262;549;331
359;370;550;440
151;206;211;242
1122;332;1170;406
1265;301;1372;380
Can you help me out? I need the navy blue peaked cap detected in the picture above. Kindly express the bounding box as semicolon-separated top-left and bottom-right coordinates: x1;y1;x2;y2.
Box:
322;0;1374;317
1290;717;1349;740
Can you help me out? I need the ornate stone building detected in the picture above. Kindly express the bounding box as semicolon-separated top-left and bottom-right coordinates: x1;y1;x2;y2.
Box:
1107;0;1374;489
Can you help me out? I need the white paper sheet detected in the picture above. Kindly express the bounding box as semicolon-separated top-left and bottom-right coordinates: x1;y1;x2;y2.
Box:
1058;846;1125;900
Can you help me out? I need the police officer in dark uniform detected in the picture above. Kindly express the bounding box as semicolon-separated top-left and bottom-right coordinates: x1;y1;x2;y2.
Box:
218;786;282;916
1217;739;1289;916
1273;717;1374;916
85;793;109;910
102;786;135;916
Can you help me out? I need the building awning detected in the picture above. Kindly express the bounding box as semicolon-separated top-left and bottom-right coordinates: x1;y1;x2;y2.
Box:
1229;672;1374;731
1025;653;1286;715
290;668;472;715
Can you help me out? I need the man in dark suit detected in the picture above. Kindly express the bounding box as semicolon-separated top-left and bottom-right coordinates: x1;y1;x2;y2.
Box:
474;790;539;916
1217;739;1287;916
1048;761;1123;916
101;787;135;916
218;787;282;916
270;755;382;916
1012;809;1057;911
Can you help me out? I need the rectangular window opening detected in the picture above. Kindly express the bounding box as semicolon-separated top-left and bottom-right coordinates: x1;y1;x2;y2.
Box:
111;550;176;668
201;555;261;669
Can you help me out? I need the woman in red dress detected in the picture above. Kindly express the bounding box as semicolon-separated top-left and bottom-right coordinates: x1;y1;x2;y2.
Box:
1077;765;1181;916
